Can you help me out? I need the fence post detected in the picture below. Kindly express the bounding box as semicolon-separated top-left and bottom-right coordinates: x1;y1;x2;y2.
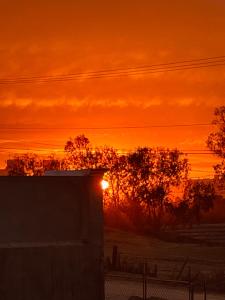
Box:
142;261;147;300
189;283;194;300
191;284;195;300
203;280;207;300
112;245;118;271
153;264;158;278
188;266;192;300
189;283;193;300
145;262;147;299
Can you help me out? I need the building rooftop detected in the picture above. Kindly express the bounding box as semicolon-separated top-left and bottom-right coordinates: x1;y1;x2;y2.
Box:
44;169;107;176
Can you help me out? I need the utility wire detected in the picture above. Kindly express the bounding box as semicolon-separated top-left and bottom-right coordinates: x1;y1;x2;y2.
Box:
0;142;214;152
0;146;215;155
2;55;225;80
0;123;216;130
1;62;225;84
2;61;225;83
0;139;215;152
1;55;225;84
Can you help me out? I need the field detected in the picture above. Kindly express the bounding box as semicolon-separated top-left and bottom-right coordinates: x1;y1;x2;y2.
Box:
104;227;225;282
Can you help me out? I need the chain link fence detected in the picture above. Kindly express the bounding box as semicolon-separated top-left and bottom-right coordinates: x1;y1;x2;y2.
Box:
105;246;225;299
105;274;191;300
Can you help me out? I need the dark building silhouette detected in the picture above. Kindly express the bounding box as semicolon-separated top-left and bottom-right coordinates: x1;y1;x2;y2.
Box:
0;170;105;300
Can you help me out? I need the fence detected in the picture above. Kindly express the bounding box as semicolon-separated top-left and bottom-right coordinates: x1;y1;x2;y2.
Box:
105;246;225;300
105;246;158;277
104;246;212;300
105;274;192;300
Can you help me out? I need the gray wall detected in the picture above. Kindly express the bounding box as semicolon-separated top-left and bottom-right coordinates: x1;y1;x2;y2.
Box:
0;173;104;300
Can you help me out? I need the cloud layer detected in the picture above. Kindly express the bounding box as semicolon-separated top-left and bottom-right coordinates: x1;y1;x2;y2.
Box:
0;0;225;173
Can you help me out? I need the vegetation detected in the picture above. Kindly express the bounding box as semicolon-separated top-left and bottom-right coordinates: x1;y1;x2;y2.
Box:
7;106;225;232
167;180;216;227
7;133;221;233
54;134;192;231
207;106;225;181
7;153;60;176
104;227;225;291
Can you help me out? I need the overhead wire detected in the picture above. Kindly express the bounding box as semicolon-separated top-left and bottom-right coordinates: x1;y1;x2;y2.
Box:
2;54;225;80
0;145;215;155
0;143;214;152
0;146;215;178
0;55;225;84
0;123;217;130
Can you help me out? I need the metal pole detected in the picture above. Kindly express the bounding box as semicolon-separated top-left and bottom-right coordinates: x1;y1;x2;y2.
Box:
145;262;147;300
142;261;147;300
189;283;191;300
188;267;192;300
142;262;145;300
192;284;195;300
203;280;207;300
112;245;118;271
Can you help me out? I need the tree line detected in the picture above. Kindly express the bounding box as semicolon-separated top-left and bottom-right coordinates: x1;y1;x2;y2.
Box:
7;106;225;232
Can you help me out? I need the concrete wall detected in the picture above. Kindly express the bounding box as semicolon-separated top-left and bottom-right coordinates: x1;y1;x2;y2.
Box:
0;172;104;300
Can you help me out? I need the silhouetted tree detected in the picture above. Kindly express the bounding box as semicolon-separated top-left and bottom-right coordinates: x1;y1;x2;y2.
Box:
8;153;61;176
166;199;191;227
117;147;189;231
64;137;191;230
8;153;44;176
167;180;217;227
183;180;215;224
207;106;225;181
9;134;191;232
64;134;96;169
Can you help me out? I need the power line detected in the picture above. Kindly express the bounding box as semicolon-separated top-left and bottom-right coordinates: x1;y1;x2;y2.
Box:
0;138;215;151
1;62;225;84
0;123;216;130
0;146;214;155
1;55;225;84
0;143;214;152
0;138;215;152
3;55;225;80
0;141;62;147
0;147;62;153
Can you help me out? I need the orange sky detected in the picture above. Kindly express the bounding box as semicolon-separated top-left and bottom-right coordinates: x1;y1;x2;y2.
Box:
0;0;225;177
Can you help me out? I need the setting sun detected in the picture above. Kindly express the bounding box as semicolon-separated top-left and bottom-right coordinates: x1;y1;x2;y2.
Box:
101;180;109;190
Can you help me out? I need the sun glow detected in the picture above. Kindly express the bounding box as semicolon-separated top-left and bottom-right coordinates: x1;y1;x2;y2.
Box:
101;179;109;190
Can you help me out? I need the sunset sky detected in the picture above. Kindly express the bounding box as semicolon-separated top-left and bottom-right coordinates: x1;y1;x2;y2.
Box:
0;0;225;177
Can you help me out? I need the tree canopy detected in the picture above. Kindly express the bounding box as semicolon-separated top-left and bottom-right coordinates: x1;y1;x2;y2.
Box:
7;133;221;231
207;106;225;180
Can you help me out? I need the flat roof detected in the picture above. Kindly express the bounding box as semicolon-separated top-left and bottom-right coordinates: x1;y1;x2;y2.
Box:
44;169;107;176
